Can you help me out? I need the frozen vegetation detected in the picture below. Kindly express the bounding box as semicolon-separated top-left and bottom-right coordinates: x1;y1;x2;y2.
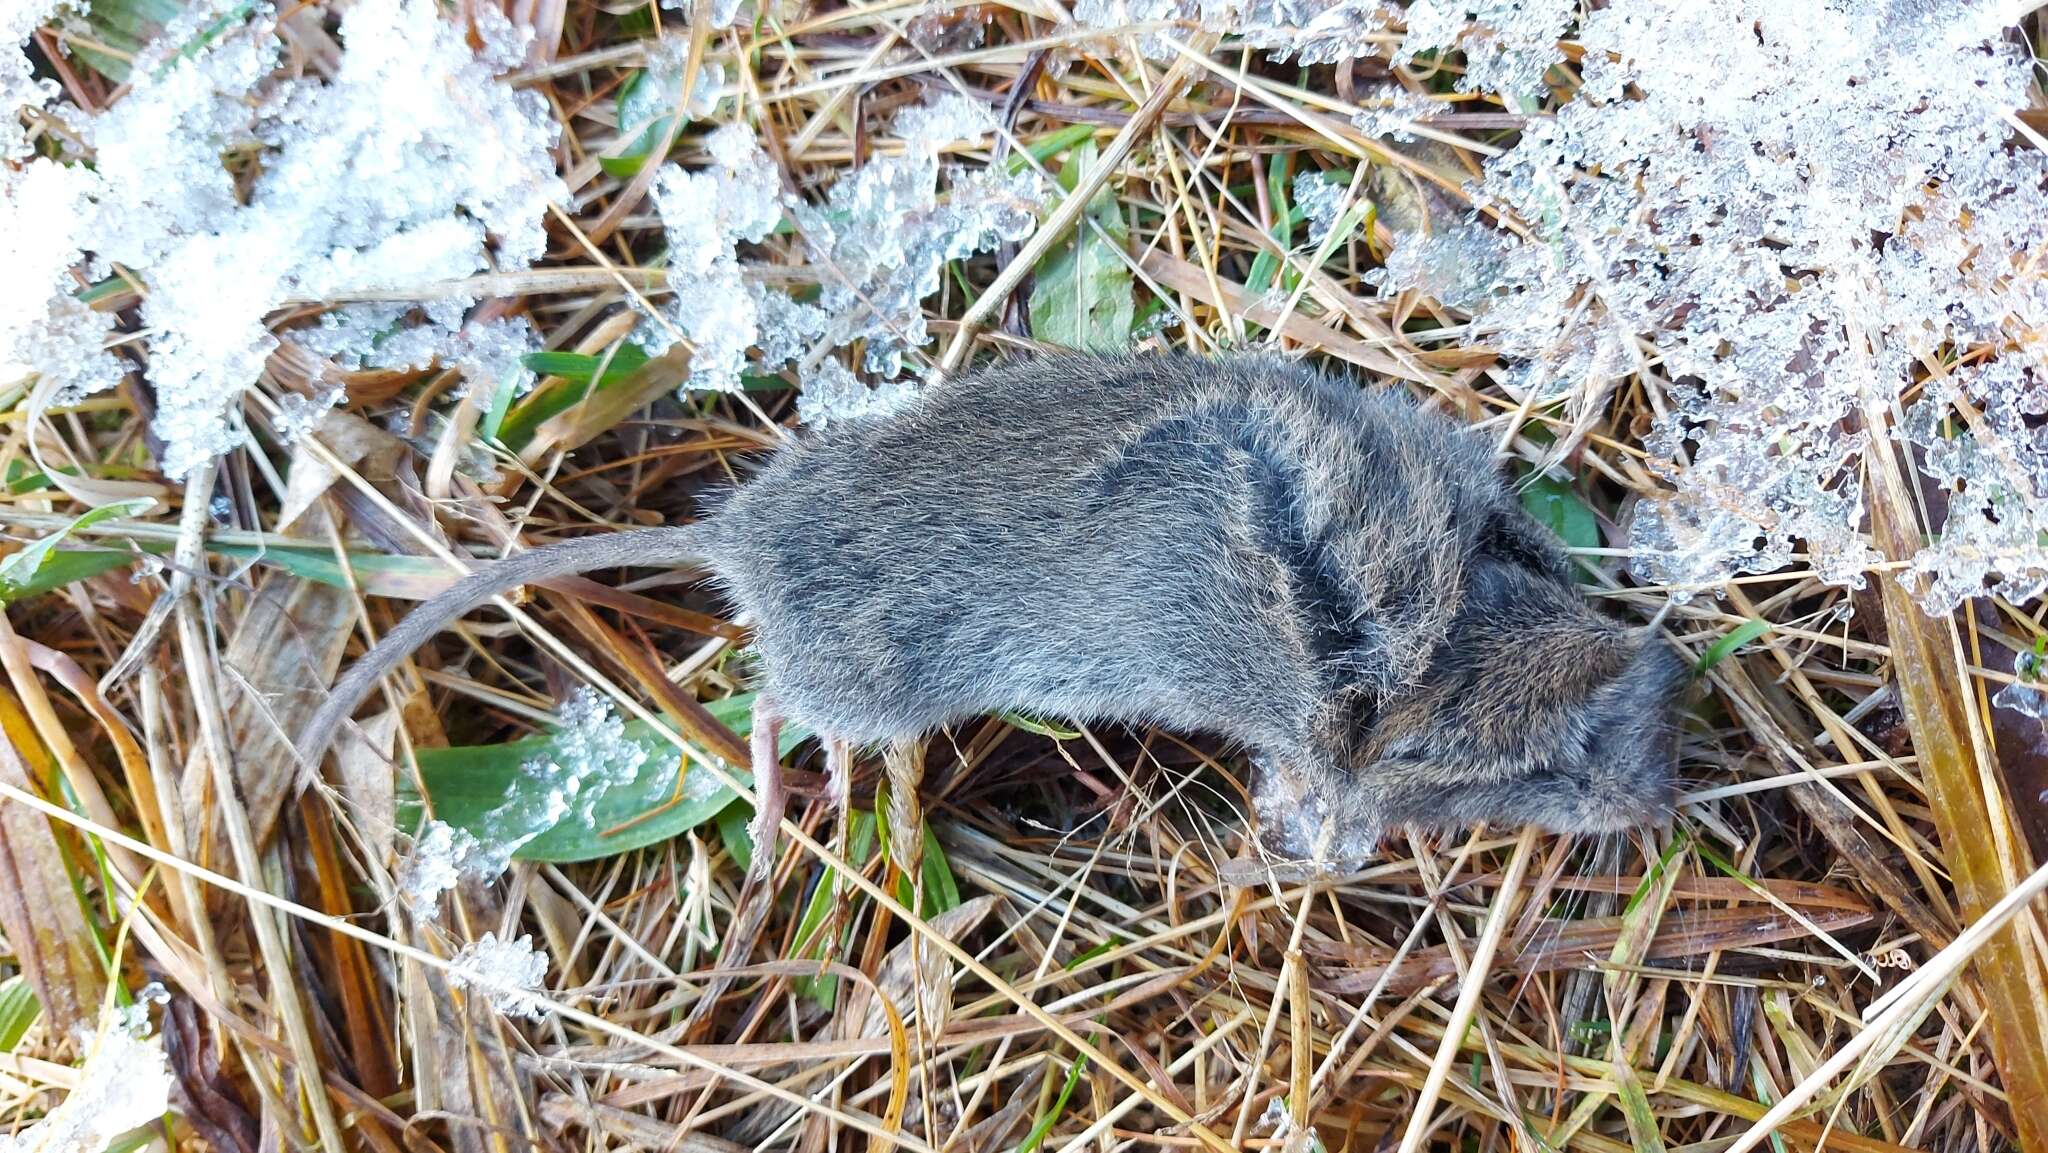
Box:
397;689;667;915
447;932;553;1019
1363;1;2048;620
7;0;564;476
0;994;171;1153
5;0;2046;689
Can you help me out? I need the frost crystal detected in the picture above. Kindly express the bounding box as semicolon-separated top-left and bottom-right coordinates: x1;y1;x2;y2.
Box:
472;688;661;874
447;317;541;397
750;282;831;370
0;1002;171;1153
790;96;1041;381
396;819;490;915
1349;84;1436;142
1071;0;1228;59
1901;363;2048;612
1383;1;2048;607
646;123;783;392
1240;0;1399;64
660;0;746;29
448;932;552;1019
635;35;727;126
396;694;664;917
1993;648;2046;719
3;0;64;159
1;161;121;399
794;358;917;428
1995;681;2048;720
891;91;994;152
1365;220;1510;313
1393;0;1569;102
19;0;563;476
1292;170;1351;247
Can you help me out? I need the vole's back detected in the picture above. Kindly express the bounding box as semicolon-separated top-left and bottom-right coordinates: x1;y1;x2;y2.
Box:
699;353;1497;755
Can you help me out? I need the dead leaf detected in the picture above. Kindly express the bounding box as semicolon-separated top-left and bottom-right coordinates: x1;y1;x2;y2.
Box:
0;683;108;1036
276;410;414;532
178;574;356;850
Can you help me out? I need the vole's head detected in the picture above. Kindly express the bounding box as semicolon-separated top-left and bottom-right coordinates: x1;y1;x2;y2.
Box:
1262;501;1690;864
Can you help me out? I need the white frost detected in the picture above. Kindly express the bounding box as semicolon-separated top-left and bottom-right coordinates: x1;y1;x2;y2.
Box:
2;0;64;159
1995;681;2048;720
396;819;491;915
787;95;1041;383
1393;1;1570;102
794;358;917;428
645;124;784;392
660;0;747;30
398;689;670;918
13;0;563;477
1292;169;1351;247
0;1001;171;1153
1349;84;1437;142
1240;0;1400;65
1374;1;2048;608
447;932;553;1019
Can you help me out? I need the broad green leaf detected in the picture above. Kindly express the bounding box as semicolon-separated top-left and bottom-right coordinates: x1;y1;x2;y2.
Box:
1611;1059;1669;1153
603;67;680;178
0;547;141;602
502;345;653;449
67;0;183;82
477;367;524;445
399;692;805;863
602;57;732;179
6;460;55;495
502;346;782;450
715;800;754;873
0;499;155;605
1518;475;1602;552
919;825;961;915
874;810;962;917
0;977;40;1052
105;1128;163;1153
1016;1056;1087;1153
1696;618;1772;674
1028;141;1135;352
1268;154;1294;250
1003;123;1098;175
521;345;652;384
1065;938;1119;971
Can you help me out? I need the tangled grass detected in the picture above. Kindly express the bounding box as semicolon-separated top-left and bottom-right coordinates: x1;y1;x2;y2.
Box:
2;3;2047;1153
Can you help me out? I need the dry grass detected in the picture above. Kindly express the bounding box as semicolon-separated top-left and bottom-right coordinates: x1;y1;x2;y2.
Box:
3;4;2047;1153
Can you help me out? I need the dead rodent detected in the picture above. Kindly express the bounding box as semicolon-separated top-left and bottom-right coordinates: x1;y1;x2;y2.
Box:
297;351;1687;868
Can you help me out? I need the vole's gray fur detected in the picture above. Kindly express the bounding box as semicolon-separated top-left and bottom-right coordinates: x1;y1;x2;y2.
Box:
297;352;1685;865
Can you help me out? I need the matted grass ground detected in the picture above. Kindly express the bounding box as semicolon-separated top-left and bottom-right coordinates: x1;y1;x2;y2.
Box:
2;3;2047;1153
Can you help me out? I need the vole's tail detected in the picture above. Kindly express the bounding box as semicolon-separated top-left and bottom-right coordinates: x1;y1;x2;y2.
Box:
296;524;717;769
